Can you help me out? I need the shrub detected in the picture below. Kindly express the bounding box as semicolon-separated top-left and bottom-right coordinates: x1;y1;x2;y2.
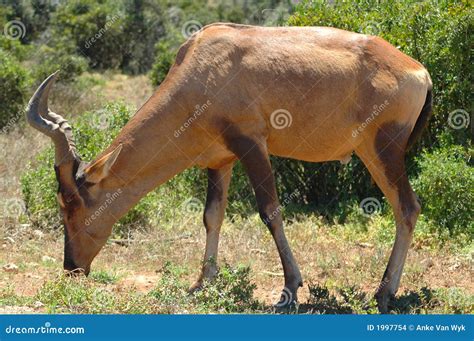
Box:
193;263;260;312
0;0;57;43
0;35;30;61
412;146;473;237
51;0;127;70
150;40;177;86
31;39;88;83
149;0;294;85
150;262;261;313
0;50;31;130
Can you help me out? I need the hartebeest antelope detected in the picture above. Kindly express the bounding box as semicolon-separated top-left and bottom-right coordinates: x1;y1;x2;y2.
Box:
26;23;432;312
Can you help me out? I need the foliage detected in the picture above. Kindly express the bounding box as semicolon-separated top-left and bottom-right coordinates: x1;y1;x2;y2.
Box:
19;262;474;314
0;35;30;61
412;145;473;237
30;39;89;83
90;270;119;284
149;0;294;85
150;262;261;313
36;274;154;314
193;263;260;312
307;283;473;314
149;40;176;86
0;0;56;43
0;50;31;129
308;283;379;314
51;0;127;70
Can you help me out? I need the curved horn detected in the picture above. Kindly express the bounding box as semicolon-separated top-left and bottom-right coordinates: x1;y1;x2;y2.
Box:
26;71;78;165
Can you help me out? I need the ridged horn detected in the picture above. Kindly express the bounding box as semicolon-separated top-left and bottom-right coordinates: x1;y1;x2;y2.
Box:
26;71;78;165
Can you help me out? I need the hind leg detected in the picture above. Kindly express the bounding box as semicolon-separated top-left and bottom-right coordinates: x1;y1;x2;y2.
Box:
356;122;421;313
189;163;233;292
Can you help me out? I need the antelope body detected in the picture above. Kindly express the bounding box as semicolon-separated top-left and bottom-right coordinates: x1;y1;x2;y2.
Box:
27;24;432;313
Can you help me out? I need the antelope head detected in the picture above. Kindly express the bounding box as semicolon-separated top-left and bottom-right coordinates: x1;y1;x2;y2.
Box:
26;72;123;275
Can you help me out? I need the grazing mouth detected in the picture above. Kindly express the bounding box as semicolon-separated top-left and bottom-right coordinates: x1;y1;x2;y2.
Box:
63;255;90;276
64;267;89;277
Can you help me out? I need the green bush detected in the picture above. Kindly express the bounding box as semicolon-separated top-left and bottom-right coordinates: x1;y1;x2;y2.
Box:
150;40;177;86
0;50;31;130
31;39;88;83
50;0;166;74
193;263;260;312
0;35;30;61
413;146;473;237
51;0;127;70
0;0;57;43
149;0;294;86
150;262;261;313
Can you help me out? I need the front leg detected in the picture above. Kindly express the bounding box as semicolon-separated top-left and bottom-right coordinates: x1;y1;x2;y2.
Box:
227;136;303;307
189;162;233;293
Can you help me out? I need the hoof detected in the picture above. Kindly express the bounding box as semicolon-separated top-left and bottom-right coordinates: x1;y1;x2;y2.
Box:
273;287;298;313
375;292;394;314
188;281;203;294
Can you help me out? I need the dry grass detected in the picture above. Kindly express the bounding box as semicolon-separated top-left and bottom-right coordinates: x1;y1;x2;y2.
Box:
1;213;472;314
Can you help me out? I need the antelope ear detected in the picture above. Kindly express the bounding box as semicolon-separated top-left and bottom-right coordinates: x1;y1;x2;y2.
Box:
84;144;122;184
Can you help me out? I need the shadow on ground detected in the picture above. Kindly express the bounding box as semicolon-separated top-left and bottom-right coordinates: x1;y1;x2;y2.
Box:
270;286;442;314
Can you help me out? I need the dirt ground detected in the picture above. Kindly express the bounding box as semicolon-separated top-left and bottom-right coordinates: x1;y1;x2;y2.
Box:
1;215;472;313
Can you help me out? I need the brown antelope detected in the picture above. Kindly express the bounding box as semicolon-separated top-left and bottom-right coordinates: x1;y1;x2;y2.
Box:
26;23;432;313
